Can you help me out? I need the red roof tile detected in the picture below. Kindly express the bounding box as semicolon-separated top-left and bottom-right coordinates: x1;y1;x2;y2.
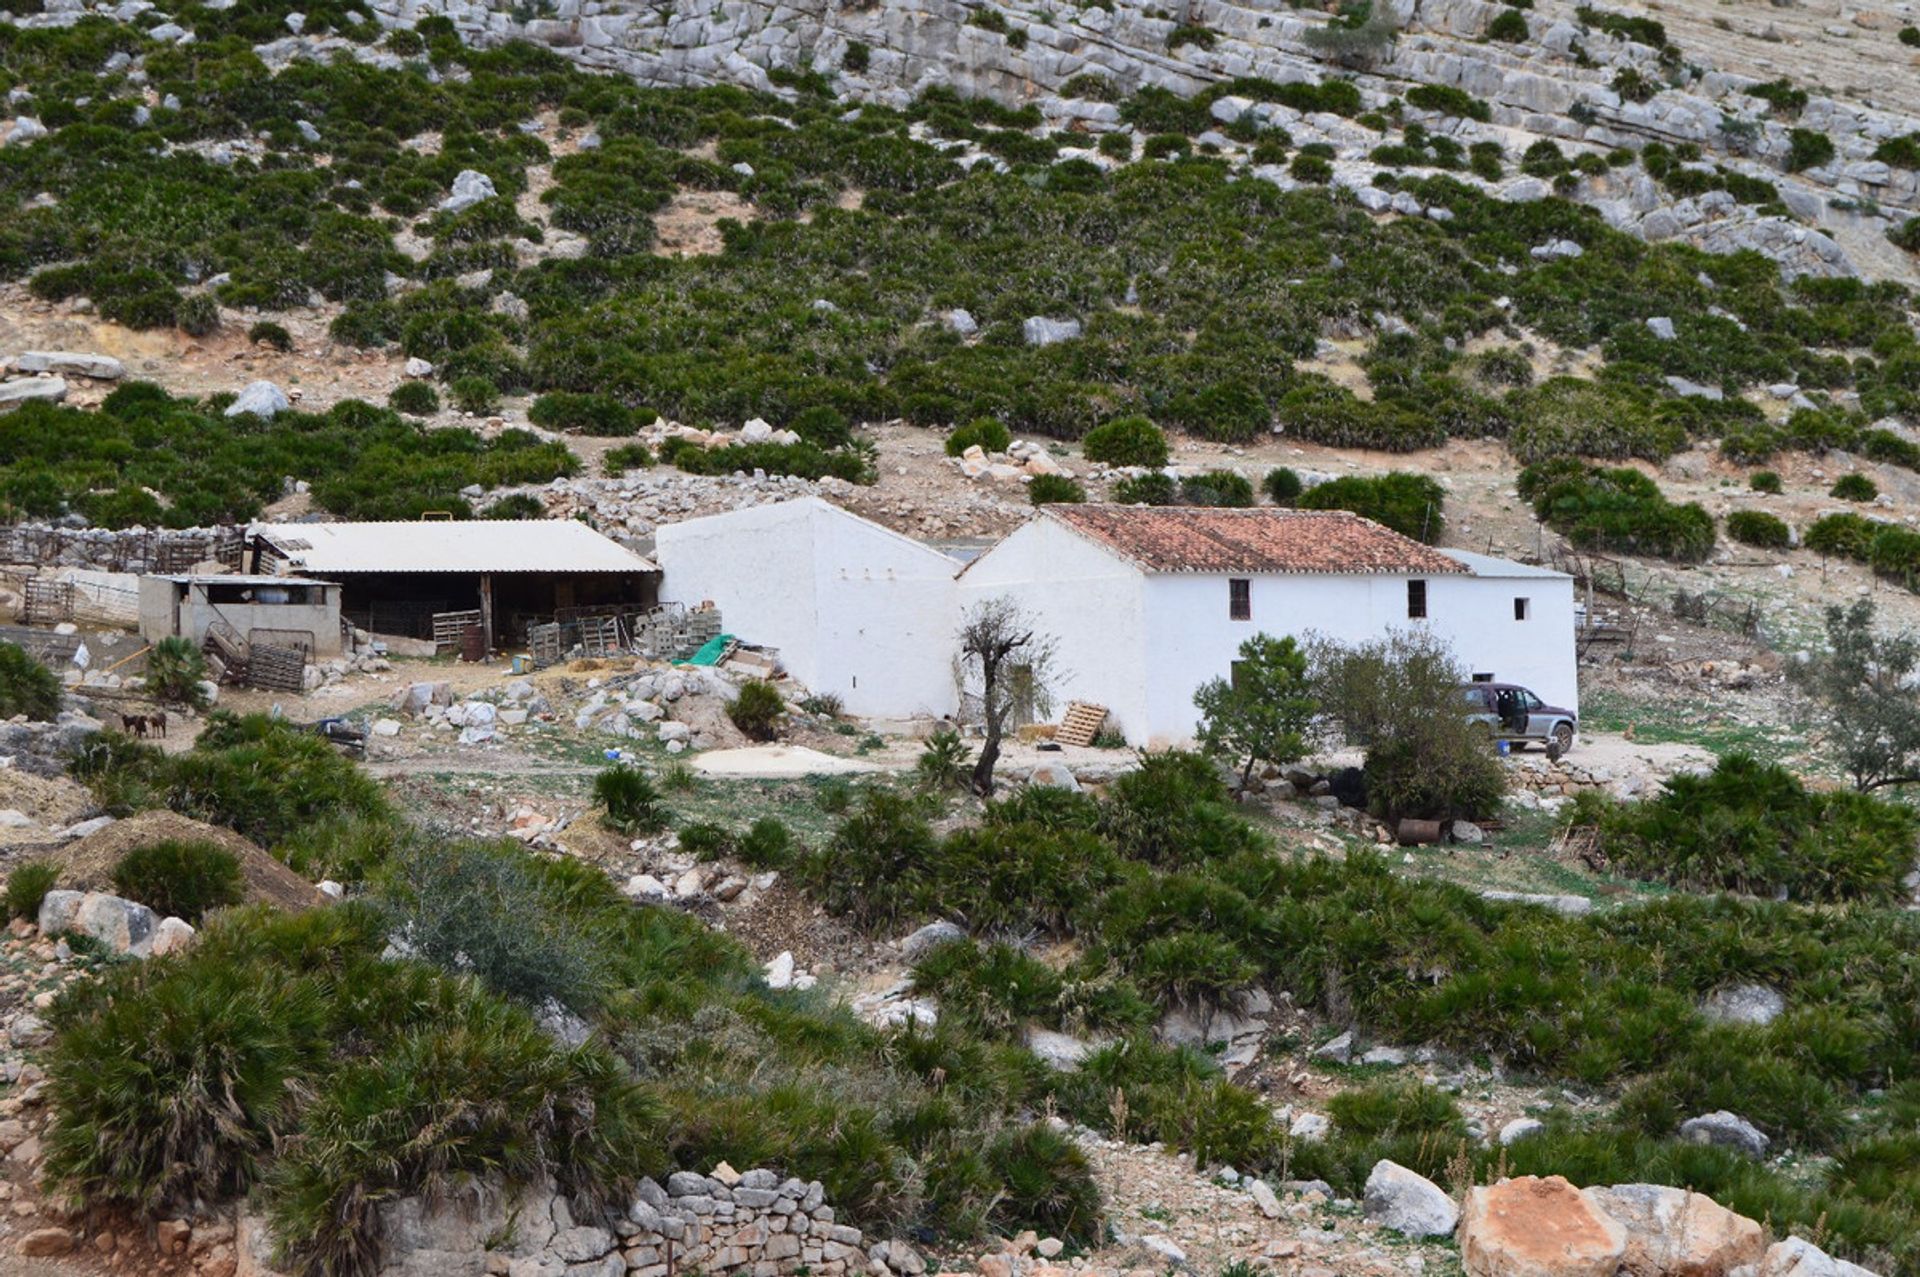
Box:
1044;505;1468;576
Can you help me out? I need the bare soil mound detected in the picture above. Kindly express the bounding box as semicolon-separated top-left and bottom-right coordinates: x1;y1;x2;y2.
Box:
46;810;326;912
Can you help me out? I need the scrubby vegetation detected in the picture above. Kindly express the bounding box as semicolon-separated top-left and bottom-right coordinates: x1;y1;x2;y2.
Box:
1726;509;1791;548
1295;472;1445;542
0;642;61;721
110;839;245;924
1519;460;1715;561
5;861;58;923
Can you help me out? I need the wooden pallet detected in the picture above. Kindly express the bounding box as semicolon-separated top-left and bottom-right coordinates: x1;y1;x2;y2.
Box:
246;644;308;693
1054;701;1108;748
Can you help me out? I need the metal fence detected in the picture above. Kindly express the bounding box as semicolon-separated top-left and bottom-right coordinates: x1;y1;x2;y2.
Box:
525;603;722;668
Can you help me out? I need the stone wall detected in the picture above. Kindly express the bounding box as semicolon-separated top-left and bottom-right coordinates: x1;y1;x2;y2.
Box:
0;523;239;574
238;1166;870;1277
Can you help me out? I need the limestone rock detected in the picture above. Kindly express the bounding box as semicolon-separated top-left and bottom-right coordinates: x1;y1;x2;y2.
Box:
1022;316;1082;346
1680;1111;1769;1159
1362;1159;1457;1238
12;351;124;379
1460;1176;1626;1277
225;380;291;419
1583;1183;1764;1277
1025;761;1079;791
899;919;967;962
0;376;68;407
1745;1237;1882;1277
1700;984;1784;1027
440;168;498;213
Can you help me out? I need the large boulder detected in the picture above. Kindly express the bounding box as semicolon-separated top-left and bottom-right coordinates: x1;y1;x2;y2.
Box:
41;890;161;957
1460;1176;1626;1277
0;376;68;407
225;380;290;419
1022;316;1082;347
1362;1159;1457;1238
1025;761;1080;791
1584;1184;1764;1277
439;168;497;213
1679;1111;1769;1159
12;351;124;379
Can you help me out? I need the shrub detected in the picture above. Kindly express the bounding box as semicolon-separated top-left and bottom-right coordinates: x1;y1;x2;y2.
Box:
1786;128;1835;173
728;679;786;741
483;493;546;519
110;840;244;925
916;728;974;793
843;39;870;72
1297;472;1445;543
6;862;58;922
1193;634;1314;787
594;765;669;834
176;294;220;337
1519;462;1715;561
736;817;794;869
449;375;501;414
1405;85;1491;122
801;790;939;932
0;642;61;721
1582;754;1916;902
1081;416;1169;468
1263;467;1303;505
984;1124;1102;1245
792;406;853;449
1749;470;1783;494
1289;152;1333;183
678;822;733;860
1028;474;1086;505
1487;8;1529;40
603;443;656;474
388;380;440;416
948;417;1012;456
529;392;635;436
1113;473;1177;506
1832;473;1878;501
374;836;612;1010
1178;471;1254;507
247;322;293;352
144;636;210;708
1726;510;1791;549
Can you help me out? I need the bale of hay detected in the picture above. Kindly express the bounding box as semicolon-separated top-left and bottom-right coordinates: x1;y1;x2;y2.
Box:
44;810;327;912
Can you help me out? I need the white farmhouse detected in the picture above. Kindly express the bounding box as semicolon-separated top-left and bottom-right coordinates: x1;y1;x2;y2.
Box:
655;497;961;719
957;505;1576;746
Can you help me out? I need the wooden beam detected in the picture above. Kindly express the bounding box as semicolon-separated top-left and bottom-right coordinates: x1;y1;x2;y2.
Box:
479;573;495;655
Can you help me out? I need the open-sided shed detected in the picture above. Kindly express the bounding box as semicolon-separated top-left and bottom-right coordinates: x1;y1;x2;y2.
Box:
247;521;658;651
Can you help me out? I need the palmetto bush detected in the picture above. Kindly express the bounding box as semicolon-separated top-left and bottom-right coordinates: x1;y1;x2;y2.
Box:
143;636;210;708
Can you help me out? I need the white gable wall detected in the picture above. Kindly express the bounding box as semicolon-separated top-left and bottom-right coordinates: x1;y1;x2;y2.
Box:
656;499;960;719
1429;572;1579;712
956;517;1150;740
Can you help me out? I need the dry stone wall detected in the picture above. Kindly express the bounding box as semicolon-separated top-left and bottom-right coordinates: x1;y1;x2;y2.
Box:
237;1167;870;1277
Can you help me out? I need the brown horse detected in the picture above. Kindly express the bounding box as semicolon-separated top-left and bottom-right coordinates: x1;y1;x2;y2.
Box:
119;713;148;738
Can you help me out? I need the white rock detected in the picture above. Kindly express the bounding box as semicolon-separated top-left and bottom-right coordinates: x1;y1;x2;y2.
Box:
439;168;497;214
11;351;123;380
1363;1160;1458;1237
225;380;290;419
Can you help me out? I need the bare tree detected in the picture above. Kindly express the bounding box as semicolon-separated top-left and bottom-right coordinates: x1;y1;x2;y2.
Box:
955;597;1059;797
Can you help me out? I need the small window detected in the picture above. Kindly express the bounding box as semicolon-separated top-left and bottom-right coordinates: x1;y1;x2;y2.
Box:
1513;597;1531;621
1471;672;1494;683
1229;578;1251;621
1407;579;1427;619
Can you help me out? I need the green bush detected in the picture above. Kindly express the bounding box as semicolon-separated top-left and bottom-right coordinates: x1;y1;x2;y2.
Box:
529;392;636;436
1296;472;1445;542
1487;8;1529;40
1289;152;1333;183
247;321;293;352
388;380;440;416
1178;471;1254;507
1749;470;1783;494
449;375;501;414
1262;467;1303;505
111;840;245;925
1582;755;1918;902
1028;474;1085;505
1112;473;1177;506
1832;473;1879;501
6;862;58;923
736;817;795;869
1081;416;1169;468
728;679;786;741
594;765;669;834
915;729;974;793
1726;510;1791;548
0;642;61;721
800;790;939;933
1786;128;1836;173
1519;462;1715;561
984;1124;1101;1245
144;636;210;708
603;442;656;474
1405;85;1491;122
948;417;1012;456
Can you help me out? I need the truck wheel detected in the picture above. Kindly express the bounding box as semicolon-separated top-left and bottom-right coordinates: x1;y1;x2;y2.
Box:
1551;722;1574;753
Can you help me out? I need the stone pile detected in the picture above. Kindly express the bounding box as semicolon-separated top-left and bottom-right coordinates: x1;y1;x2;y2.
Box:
37;889;197;960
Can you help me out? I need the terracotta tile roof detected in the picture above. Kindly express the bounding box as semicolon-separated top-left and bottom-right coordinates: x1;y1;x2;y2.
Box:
1044;505;1469;576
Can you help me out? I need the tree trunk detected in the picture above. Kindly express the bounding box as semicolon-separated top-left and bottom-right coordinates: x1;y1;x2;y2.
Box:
972;663;1001;796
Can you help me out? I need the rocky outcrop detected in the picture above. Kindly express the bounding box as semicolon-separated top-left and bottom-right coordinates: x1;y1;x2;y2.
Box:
1584;1184;1765;1277
1460;1176;1628;1277
1362;1160;1457;1238
239;1166;864;1277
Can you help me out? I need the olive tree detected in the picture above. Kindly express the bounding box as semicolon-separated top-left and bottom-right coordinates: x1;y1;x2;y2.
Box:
1193;634;1315;788
955;597;1058;797
1795;600;1920;792
1306;628;1505;822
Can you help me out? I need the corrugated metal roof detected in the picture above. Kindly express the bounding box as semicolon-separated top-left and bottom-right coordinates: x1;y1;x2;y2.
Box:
1442;551;1571;581
1044;506;1470;576
249;521;657;575
153;574;335;586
